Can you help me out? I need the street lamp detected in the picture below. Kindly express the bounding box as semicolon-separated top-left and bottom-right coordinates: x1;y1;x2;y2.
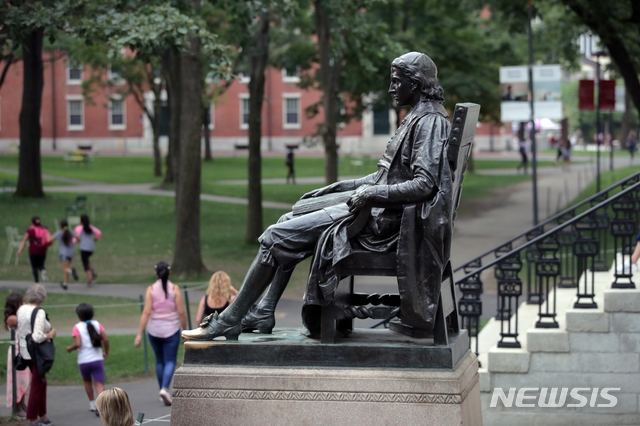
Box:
527;0;539;225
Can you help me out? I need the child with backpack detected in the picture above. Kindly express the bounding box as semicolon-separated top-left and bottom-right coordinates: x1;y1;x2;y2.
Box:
16;217;53;283
66;303;109;416
52;219;78;290
74;214;102;286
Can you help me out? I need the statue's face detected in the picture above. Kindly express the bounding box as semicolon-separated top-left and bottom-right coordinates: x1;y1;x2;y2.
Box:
389;67;415;107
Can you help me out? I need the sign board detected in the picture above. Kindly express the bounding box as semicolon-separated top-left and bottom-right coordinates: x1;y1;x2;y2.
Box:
500;65;563;121
579;79;594;111
599;80;616;111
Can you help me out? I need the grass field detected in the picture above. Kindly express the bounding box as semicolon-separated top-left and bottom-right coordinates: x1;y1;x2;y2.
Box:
0;290;187;386
0;334;178;386
0;154;531;285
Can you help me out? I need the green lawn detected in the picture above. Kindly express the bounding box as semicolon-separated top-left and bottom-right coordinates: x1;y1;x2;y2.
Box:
0;154;534;285
0;334;179;385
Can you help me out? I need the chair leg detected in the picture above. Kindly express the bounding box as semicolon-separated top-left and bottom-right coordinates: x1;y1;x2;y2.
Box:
5;247;13;265
433;295;449;346
320;306;337;344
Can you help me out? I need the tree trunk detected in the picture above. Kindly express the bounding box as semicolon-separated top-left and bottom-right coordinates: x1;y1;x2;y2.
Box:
245;15;270;243
162;51;178;188
315;0;340;185
203;106;212;162
172;33;206;277
152;97;162;177
16;29;45;198
620;89;631;147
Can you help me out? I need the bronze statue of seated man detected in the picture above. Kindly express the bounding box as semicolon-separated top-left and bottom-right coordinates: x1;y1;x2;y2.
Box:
182;51;454;341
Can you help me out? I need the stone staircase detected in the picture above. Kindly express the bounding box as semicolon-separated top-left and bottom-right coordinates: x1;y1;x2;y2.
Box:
478;255;640;425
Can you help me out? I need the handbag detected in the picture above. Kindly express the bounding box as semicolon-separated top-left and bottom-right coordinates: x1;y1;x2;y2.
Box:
25;307;55;381
13;352;27;371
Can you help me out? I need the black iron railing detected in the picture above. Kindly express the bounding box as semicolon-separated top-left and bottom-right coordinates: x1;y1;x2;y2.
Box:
455;172;640;351
456;180;639;350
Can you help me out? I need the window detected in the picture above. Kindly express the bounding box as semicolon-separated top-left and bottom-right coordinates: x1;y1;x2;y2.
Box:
205;104;215;130
108;67;124;85
66;96;84;130
372;105;391;135
283;67;301;83
67;60;83;85
109;98;126;130
240;96;250;129
283;94;301;129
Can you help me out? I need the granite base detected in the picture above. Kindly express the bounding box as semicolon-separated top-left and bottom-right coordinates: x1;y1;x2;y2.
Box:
172;328;481;425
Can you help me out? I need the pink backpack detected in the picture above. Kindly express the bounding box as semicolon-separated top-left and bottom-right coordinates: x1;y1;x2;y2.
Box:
30;226;51;250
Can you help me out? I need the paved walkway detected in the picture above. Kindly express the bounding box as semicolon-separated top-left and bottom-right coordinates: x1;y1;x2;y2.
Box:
0;153;635;424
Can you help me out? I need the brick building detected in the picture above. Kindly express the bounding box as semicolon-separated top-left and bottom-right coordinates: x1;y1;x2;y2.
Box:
0;52;501;155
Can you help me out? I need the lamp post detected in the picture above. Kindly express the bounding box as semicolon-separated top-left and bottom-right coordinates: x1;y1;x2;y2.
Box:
595;52;601;192
527;0;539;225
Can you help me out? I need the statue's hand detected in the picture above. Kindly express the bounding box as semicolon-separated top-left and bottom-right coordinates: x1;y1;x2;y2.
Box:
300;182;342;200
347;184;375;212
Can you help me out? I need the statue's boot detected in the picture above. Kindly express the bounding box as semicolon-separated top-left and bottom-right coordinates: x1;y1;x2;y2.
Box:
182;253;277;341
242;268;294;334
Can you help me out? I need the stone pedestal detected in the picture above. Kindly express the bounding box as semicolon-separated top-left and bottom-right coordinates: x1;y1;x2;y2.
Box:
172;328;482;426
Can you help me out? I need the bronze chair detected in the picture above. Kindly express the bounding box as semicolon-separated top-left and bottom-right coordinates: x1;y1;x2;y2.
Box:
318;103;481;344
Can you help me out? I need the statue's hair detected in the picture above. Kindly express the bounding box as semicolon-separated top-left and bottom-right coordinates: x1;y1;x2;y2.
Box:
391;52;445;104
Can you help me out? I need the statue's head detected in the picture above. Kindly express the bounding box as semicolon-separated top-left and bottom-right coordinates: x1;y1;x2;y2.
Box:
390;52;444;105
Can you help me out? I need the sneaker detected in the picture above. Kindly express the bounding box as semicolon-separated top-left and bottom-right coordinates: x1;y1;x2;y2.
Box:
71;267;79;281
88;279;95;287
59;282;68;290
16;407;26;418
39;419;53;425
159;388;172;406
40;269;48;282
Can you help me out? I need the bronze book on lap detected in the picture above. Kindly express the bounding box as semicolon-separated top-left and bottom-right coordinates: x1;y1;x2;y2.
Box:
291;191;355;216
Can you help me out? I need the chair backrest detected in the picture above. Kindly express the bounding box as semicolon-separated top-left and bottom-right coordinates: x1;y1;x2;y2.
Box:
6;226;20;244
75;195;87;210
447;103;481;223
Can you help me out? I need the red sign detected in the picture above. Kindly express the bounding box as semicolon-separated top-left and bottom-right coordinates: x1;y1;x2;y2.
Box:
579;80;594;110
599;80;616;110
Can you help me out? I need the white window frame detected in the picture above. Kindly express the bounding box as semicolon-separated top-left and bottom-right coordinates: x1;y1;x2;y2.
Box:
207;103;215;130
282;93;301;129
238;72;250;84
282;67;301;83
66;95;84;131
107;67;125;85
108;96;126;130
239;94;250;130
67;60;83;85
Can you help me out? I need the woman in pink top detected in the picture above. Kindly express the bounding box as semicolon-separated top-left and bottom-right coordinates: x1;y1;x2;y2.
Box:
134;261;187;406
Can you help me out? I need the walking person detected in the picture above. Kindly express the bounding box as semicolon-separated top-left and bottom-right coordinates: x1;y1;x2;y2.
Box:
285;147;296;184
96;387;134;426
194;271;238;324
134;261;187;406
52;219;78;290
628;130;637;161
74;214;102;286
16;217;52;283
516;137;529;174
4;293;31;418
66;303;110;417
17;284;56;426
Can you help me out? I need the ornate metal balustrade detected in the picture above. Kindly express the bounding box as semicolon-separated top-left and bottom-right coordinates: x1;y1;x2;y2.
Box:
453;172;640;354
456;180;639;350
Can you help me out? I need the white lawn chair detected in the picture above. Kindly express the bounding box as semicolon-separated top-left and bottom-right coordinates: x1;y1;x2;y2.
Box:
4;226;24;265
